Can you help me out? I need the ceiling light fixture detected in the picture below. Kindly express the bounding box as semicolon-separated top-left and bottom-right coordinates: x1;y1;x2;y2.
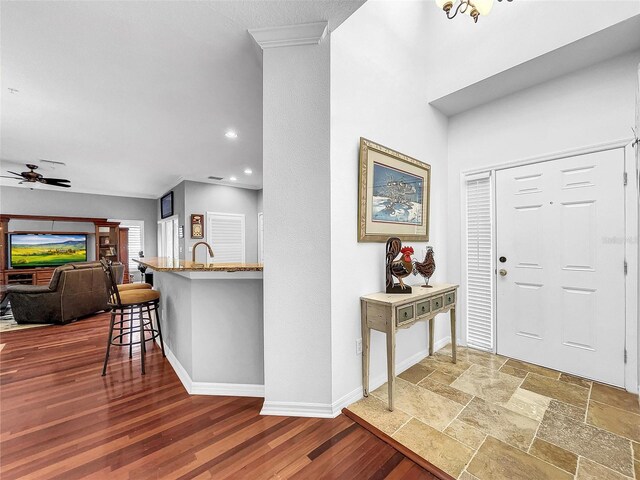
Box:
244;168;252;175
436;0;510;23
225;130;238;139
229;176;237;182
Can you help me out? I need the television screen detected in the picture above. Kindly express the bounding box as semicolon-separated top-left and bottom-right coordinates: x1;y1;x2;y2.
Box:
161;191;173;219
10;234;88;268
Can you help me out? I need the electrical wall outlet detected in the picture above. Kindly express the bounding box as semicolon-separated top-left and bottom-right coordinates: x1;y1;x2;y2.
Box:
356;338;363;355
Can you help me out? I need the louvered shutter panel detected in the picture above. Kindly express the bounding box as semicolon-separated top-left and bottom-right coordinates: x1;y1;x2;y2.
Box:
127;225;142;275
466;173;494;351
206;213;245;263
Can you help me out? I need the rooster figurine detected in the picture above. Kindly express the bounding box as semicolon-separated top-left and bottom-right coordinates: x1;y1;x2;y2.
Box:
413;246;436;288
385;237;415;294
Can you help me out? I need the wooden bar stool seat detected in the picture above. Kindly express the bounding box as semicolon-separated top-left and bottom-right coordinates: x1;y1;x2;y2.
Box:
118;289;160;304
118;283;152;292
100;259;165;376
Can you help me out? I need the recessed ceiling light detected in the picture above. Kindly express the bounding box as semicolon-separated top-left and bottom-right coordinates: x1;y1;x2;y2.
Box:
244;168;252;175
225;130;238;139
229;176;237;182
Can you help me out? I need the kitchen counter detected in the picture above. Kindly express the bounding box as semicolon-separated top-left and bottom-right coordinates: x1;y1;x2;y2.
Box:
134;257;263;272
134;256;264;397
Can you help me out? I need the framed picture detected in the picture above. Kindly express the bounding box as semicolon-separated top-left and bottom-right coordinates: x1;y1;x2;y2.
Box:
191;214;204;239
160;191;174;219
358;137;430;242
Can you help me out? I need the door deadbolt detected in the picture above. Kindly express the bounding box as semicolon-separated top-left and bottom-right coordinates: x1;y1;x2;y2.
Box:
499;256;507;263
499;269;508;277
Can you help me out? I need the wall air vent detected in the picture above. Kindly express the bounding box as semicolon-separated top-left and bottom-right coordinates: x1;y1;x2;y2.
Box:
208;176;224;181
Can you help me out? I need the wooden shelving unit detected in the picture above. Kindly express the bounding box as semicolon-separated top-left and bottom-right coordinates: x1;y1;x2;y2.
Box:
0;215;128;286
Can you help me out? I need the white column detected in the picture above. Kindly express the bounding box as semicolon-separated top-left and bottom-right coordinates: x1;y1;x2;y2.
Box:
250;23;335;416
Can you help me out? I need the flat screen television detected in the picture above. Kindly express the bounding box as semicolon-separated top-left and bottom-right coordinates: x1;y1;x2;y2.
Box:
9;233;88;268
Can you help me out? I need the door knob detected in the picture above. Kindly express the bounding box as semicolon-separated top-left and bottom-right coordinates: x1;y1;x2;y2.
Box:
499;269;508;277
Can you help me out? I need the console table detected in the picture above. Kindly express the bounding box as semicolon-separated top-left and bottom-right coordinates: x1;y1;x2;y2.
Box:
360;283;459;411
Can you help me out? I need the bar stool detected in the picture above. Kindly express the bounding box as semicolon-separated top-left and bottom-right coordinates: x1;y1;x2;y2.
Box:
100;259;166;375
116;281;152;359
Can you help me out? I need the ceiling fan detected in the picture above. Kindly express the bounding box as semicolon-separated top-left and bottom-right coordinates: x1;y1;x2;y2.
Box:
1;164;71;188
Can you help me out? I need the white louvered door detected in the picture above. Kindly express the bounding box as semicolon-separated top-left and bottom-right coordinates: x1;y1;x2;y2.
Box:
465;173;494;351
206;212;245;263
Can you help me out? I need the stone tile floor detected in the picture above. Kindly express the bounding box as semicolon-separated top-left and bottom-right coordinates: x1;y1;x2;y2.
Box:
347;345;640;480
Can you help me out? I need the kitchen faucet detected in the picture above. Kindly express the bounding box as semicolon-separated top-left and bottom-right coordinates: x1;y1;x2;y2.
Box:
192;241;214;267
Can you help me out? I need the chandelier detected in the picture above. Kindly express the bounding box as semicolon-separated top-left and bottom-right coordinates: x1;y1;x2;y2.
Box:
435;0;511;23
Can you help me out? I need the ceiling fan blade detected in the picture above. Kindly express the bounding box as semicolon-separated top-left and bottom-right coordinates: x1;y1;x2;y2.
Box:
7;171;24;177
41;177;71;183
0;175;23;179
42;179;71;187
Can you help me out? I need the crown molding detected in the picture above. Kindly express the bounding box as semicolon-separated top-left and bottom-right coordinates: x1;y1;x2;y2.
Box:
249;21;328;49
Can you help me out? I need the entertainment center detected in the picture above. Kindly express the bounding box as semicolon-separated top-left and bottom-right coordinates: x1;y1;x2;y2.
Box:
0;214;129;286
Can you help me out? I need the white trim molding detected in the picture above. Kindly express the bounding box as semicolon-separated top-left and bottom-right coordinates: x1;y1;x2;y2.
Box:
249;22;328;49
261;337;451;419
162;341;264;398
459;139;638;393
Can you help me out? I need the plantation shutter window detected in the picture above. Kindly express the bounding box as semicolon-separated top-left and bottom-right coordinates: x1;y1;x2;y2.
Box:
465;172;494;351
126;225;142;275
206;213;245;263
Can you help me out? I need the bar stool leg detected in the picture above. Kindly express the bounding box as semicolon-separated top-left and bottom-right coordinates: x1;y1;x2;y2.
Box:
129;306;134;359
147;302;166;358
102;311;116;376
139;305;146;375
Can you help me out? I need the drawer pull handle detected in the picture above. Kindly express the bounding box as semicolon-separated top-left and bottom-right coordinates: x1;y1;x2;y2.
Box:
404;312;408;317
421;306;425;311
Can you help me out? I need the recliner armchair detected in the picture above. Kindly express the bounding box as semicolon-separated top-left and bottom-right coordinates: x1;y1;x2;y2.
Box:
7;262;124;324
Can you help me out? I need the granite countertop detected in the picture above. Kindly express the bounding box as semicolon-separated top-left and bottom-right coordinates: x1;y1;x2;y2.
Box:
133;257;263;272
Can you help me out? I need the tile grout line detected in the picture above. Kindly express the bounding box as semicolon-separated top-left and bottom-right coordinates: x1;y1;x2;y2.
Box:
583;381;593;424
390;414;415;437
460;435;487;480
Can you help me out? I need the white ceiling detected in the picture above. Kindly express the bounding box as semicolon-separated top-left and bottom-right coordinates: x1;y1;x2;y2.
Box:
0;0;364;198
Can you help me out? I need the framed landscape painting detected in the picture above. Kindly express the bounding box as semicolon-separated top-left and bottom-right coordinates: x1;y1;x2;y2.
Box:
358;137;431;242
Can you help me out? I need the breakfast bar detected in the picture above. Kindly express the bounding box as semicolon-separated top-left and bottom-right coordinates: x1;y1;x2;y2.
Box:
134;257;264;396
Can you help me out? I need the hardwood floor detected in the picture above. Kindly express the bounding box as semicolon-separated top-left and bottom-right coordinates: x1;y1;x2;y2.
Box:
0;313;436;479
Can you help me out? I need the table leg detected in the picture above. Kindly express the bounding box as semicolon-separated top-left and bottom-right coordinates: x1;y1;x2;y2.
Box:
387;322;396;411
450;306;457;364
361;301;371;397
429;317;435;356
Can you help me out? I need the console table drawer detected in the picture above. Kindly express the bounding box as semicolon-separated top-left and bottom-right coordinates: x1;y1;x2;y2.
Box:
444;291;456;306
432;296;444;311
416;300;431;318
397;304;415;326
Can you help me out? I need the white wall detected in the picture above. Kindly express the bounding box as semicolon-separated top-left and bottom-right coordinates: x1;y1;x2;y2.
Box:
262;37;333;411
447;49;640;348
160;180;260;263
330;0;451;405
184;181;260;263
425;1;640;101
0;185;158;256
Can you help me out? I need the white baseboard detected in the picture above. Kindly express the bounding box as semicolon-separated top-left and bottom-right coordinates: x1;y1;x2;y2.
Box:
162;341;264;398
191;382;264;397
260;401;336;418
261;338;451;419
163;340;193;393
330;386;363;417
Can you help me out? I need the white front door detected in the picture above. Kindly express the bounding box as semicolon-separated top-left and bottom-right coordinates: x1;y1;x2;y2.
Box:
496;149;626;386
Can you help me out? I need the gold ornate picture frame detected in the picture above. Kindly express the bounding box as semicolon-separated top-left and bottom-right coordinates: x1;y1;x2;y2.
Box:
358;137;431;242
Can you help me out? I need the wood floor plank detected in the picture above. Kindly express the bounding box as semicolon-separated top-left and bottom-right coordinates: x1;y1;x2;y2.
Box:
0;312;437;479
